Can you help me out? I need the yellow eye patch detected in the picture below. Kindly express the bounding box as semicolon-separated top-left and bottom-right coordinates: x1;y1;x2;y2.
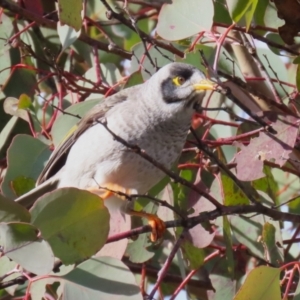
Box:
172;76;186;86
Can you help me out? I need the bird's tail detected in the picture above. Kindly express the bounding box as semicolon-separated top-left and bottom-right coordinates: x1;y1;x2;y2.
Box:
15;177;59;208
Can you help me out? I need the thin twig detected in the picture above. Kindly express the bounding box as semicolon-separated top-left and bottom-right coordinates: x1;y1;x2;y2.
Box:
169;250;220;299
98;119;223;209
123;6;155;68
189;127;261;205
217;70;297;116
263;54;290;99
149;228;188;299
215;85;277;134
240;33;282;103
96;184;186;218
0;0;132;59
99;0;184;58
215;22;300;56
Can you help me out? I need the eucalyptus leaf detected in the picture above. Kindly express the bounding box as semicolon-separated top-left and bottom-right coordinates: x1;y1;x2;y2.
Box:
0;222;54;275
62;257;142;300
31;188;110;265
157;0;214;41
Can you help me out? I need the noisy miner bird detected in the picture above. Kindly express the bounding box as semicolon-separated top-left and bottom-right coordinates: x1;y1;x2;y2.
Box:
16;62;215;241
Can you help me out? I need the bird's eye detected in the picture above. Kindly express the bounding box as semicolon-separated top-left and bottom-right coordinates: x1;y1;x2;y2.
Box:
172;76;186;86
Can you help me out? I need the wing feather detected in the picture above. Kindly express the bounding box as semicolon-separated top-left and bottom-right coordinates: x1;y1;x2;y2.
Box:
36;88;133;184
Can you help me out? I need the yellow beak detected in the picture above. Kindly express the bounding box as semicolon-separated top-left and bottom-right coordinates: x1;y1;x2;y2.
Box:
193;79;216;91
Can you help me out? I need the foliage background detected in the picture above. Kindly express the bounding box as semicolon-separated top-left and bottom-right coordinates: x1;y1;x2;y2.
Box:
1;0;300;299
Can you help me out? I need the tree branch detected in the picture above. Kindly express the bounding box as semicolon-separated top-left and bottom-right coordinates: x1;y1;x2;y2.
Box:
0;0;132;59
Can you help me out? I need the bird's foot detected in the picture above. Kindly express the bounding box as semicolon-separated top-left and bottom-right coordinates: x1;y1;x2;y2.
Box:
88;184;165;242
88;183;136;200
128;210;166;242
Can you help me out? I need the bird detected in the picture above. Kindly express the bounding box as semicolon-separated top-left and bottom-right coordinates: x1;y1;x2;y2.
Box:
16;62;215;241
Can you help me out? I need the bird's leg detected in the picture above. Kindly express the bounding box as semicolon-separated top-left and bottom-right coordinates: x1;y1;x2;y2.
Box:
87;183;166;242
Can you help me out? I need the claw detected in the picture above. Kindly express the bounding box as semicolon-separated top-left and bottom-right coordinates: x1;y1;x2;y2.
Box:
148;215;166;242
128;210;166;242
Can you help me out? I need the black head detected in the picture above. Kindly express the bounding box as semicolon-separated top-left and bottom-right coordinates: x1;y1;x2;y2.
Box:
156;63;214;107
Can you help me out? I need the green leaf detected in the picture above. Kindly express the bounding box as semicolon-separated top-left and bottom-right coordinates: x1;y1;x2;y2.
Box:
287;196;300;214
101;63;122;86
294;278;300;300
172;168;195;211
3;97;29;121
265;33;285;55
231;213;265;258
0;193;30;222
126;235;154;264
244;0;258;30
252;166;278;204
18;94;32;110
234;266;281;300
253;0;269;26
10;176;36;197
227;0;253;24
58;0;83;31
31;279;63;300
2;68;37;98
112;18;154;51
294;56;300;64
181;239;205;269
209;272;236;299
1;134;51;199
0;14;14;98
130;42;174;80
231;192;283;262
62;257;143;300
124;71;144;89
213;0;232;24
0;116;18;159
223;216;234;277
0;256;21;292
263;3;284;29
157;0;214;41
51;98;102;147
3;94;42;134
262;222;283;266
296;64;300;92
31;188;110;265
57;23;81;52
221;174;250;206
0;222;54;275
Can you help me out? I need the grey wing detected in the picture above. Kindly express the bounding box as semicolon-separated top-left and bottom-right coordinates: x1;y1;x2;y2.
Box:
36;88;133;185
